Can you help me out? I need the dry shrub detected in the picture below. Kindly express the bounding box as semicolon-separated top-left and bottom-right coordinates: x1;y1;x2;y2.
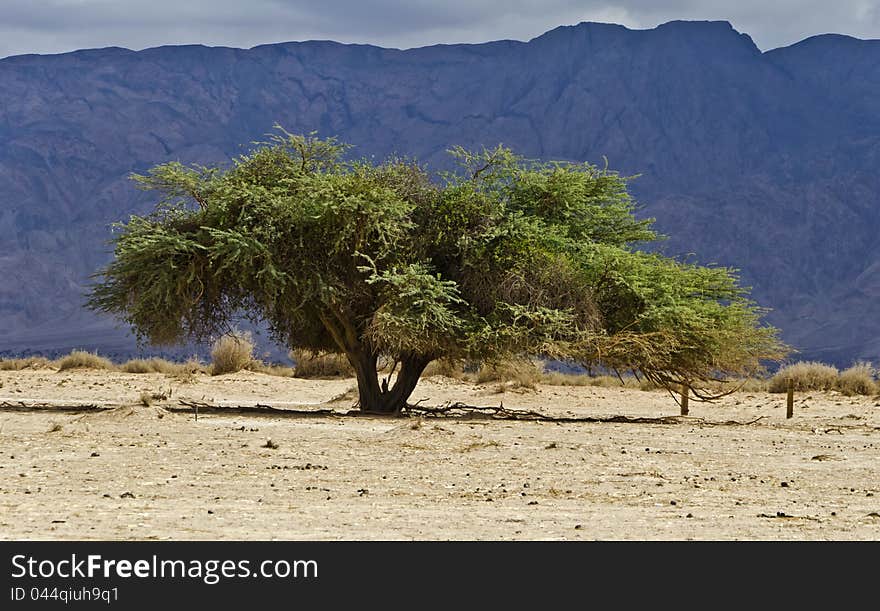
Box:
837;362;876;396
120;358;179;374
475;360;541;387
768;361;839;393
122;357;209;379
0;356;53;371
168;358;207;383
210;331;255;375
56;351;116;371
291;349;353;379
421;360;467;379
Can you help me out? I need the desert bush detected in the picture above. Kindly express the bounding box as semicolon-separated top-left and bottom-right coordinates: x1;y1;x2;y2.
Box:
121;357;210;378
837;362;876;396
167;358;207;383
421;359;467;379
474;360;541;387
291;349;353;379
768;361;839;393
210;331;255;375
120;358;179;374
55;351;116;371
0;356;52;370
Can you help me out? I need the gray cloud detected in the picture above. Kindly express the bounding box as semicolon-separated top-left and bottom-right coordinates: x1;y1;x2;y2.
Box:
0;0;877;59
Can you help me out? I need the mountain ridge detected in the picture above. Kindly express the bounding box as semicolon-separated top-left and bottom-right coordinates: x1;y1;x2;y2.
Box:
1;20;878;365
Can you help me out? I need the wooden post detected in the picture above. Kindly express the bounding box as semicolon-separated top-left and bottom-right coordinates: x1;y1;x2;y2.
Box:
786;380;794;419
680;384;689;416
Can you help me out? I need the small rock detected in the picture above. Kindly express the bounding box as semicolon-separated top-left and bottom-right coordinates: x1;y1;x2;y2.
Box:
780;482;789;488
670;500;677;506
120;492;135;499
686;513;694;518
574;524;582;530
90;452;100;457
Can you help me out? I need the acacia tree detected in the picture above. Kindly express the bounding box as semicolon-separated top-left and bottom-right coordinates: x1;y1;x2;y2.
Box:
88;128;786;412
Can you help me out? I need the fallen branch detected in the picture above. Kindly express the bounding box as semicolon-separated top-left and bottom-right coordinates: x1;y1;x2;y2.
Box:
401;401;766;425
0;401;102;412
170;400;337;418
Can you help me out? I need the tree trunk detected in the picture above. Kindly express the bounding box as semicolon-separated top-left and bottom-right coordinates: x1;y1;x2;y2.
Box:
347;350;430;414
348;350;383;412
384;354;430;412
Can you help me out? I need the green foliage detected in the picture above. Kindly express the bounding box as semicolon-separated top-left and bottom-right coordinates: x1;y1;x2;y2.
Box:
89;128;787;409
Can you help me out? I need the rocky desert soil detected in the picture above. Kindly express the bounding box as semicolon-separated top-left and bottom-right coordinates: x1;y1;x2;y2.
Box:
1;369;878;540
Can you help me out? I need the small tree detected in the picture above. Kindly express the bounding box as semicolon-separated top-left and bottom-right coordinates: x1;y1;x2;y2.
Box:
88;127;786;412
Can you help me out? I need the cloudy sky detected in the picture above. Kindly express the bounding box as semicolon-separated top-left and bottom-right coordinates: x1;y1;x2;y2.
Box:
1;0;878;58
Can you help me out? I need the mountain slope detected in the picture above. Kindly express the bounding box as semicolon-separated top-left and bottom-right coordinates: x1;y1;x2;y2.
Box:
1;20;879;364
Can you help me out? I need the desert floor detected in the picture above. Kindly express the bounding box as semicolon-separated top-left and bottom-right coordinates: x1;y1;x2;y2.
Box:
1;369;878;540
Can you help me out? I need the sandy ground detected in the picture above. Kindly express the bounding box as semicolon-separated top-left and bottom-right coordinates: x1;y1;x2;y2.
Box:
1;369;878;540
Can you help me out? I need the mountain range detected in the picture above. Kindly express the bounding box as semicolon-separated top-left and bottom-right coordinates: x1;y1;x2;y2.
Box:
1;19;879;365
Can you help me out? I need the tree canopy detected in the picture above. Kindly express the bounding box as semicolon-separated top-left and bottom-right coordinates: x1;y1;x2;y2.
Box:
88;127;786;412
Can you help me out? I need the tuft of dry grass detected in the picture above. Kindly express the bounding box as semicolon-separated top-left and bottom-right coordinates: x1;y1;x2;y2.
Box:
167;358;208;383
421;359;466;379
291;349;353;379
475;360;541;387
0;356;53;371
769;361;839;393
420;358;665;391
120;358;179;374
837;362;876;396
210;331;255;376
55;351;116;372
